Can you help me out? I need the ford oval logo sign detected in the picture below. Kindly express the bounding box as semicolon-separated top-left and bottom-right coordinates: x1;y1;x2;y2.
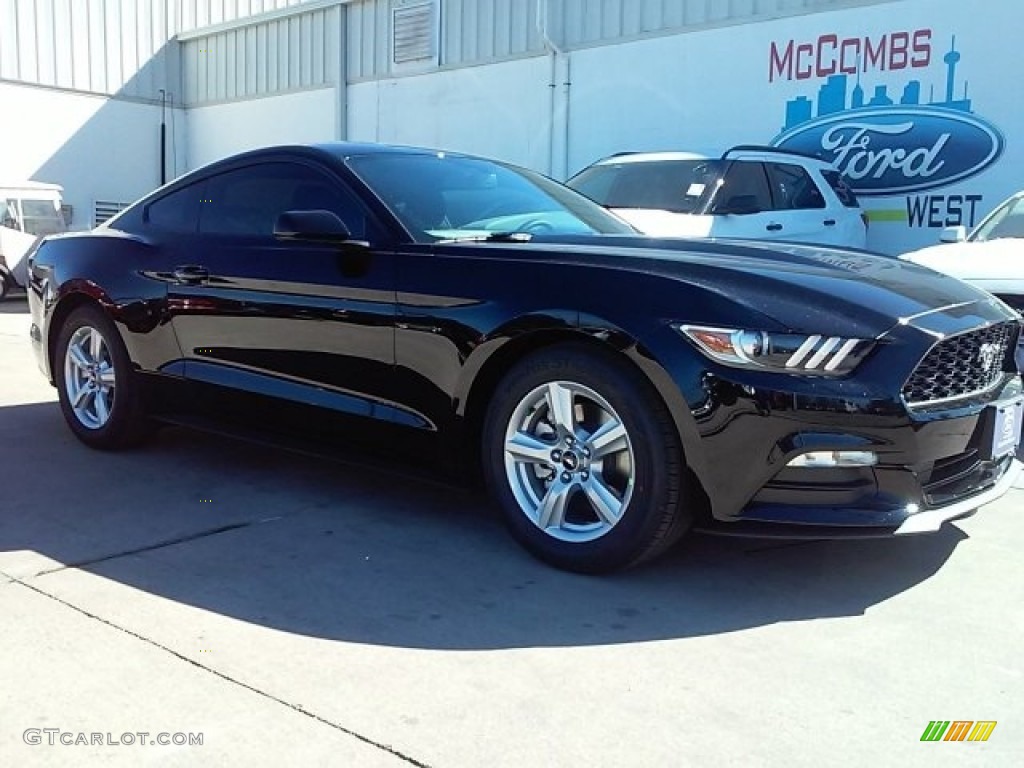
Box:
771;107;1004;196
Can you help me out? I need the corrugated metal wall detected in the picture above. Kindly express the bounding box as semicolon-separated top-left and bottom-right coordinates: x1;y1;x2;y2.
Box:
181;4;341;105
178;0;317;31
0;0;900;102
0;0;174;99
552;0;887;47
0;0;324;101
346;0;896;80
347;0;542;80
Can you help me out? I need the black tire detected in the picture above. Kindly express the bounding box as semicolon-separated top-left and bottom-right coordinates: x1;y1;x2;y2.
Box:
0;272;10;300
54;304;153;449
483;344;692;573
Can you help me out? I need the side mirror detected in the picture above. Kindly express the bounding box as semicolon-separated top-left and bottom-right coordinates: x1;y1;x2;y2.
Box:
274;210;365;246
713;194;761;216
939;225;967;243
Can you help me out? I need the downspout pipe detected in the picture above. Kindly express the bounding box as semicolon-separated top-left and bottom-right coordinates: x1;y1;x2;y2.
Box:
536;0;570;180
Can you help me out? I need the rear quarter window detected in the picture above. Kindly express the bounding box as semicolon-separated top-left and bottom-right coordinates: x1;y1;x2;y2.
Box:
145;183;204;233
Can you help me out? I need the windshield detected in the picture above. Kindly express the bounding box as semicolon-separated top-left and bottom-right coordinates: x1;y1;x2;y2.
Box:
971;195;1024;242
568;159;724;214
3;197;66;236
346;153;635;243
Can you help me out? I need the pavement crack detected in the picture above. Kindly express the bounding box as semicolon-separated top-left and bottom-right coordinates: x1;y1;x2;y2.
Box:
10;576;433;768
33;517;284;577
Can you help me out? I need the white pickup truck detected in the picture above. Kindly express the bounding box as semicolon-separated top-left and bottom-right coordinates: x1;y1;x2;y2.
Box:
0;182;67;299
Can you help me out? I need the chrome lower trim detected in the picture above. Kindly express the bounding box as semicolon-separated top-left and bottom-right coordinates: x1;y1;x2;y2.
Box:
903;374;1010;410
894;459;1023;534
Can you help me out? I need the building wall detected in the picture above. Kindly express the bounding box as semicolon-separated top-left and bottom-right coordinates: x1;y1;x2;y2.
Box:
347;55;550;170
336;0;1022;254
178;0;320;32
181;2;342;105
0;0;183;226
3;0;1018;255
0;80;186;228
0;0;176;99
186;86;338;168
344;0;892;79
0;0;324;224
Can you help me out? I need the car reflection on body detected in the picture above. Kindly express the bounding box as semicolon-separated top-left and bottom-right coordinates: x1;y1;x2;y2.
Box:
26;143;1023;572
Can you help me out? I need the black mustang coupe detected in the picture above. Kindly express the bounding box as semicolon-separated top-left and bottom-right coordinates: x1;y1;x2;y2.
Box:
26;143;1023;572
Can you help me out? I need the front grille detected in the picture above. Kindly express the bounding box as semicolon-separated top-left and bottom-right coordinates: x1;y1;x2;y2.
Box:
921;451;1012;507
902;322;1018;406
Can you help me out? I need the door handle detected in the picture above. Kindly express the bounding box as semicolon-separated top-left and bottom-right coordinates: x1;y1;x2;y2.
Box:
823;219;837;226
173;265;209;283
766;223;783;232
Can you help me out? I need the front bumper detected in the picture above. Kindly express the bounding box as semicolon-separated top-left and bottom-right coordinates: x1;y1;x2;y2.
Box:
696;457;1020;539
669;314;1023;537
894;458;1021;533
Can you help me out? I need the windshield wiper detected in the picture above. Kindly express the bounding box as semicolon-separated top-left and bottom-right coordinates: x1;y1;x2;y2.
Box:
438;231;534;243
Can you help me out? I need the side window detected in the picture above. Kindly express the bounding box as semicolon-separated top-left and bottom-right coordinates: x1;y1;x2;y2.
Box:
146;183;203;233
199;162;370;239
1;199;16;229
717;161;773;213
766;163;826;210
822;169;860;208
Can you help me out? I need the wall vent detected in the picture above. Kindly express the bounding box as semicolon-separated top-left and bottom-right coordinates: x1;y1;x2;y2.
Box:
392;2;436;65
93;201;130;227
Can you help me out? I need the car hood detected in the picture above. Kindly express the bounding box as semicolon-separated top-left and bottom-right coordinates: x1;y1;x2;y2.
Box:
608;208;710;238
900;239;1024;281
517;235;1016;338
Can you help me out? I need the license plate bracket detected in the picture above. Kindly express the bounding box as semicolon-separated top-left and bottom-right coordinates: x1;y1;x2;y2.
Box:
980;398;1024;461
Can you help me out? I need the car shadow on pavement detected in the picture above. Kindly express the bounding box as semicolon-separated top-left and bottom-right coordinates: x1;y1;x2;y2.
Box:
0;400;966;650
0;295;29;313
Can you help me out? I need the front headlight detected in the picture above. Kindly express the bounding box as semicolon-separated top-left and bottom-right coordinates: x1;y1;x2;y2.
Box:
677;324;874;376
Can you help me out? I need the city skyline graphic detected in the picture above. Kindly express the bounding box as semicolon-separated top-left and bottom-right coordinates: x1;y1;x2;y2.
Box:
782;36;974;132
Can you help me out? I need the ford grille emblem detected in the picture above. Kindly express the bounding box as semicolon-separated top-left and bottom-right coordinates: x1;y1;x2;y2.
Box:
977;342;1001;373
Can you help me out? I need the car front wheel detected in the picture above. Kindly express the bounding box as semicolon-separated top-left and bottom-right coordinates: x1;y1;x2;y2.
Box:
483;344;692;573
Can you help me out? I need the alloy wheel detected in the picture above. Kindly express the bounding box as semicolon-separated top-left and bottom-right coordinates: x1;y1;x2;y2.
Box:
63;325;117;430
502;380;636;543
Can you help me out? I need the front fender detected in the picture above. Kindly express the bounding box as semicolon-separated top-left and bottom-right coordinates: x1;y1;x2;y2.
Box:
454;309;716;515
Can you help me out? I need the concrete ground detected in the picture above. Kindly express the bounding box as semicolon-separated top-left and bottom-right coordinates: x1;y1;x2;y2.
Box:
1;296;1021;768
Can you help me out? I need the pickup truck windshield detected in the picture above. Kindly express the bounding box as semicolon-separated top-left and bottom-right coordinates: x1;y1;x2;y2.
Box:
14;199;66;236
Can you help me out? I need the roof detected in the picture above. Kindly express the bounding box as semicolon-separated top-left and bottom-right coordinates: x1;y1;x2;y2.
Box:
0;181;64;194
593;151;714;164
591;146;835;169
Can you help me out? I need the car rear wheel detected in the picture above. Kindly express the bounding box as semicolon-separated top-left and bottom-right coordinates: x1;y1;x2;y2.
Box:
483;344;692;573
55;305;152;449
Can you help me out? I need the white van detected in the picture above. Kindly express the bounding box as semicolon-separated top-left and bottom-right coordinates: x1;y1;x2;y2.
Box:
0;182;67;299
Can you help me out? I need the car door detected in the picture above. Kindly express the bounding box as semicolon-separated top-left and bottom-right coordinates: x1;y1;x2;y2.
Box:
705;161;782;240
163;160;399;428
819;168;868;248
764;161;845;246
